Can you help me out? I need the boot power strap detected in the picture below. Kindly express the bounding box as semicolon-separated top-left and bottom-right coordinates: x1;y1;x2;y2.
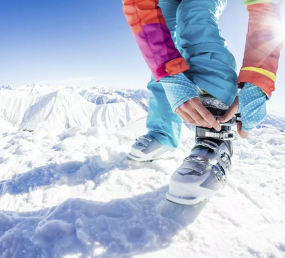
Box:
197;127;237;141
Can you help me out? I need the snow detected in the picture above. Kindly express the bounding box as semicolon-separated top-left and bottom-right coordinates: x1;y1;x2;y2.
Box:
258;113;285;132
0;86;285;257
79;88;149;112
0;87;146;132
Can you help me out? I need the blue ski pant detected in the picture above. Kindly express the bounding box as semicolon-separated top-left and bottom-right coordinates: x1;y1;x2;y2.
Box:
147;0;238;149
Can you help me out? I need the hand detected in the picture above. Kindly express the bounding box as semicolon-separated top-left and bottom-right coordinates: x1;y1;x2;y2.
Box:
218;97;249;139
176;97;221;131
218;83;267;139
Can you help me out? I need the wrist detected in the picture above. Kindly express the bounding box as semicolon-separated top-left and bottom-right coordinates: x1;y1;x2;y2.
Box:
238;83;267;112
238;82;267;132
173;96;199;112
160;73;199;112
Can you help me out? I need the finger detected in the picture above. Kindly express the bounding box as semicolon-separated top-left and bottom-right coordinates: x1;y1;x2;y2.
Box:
186;108;212;128
176;108;185;119
219;98;239;123
219;106;238;123
176;108;191;123
176;109;188;122
195;104;221;131
180;100;211;128
176;108;197;125
237;123;249;139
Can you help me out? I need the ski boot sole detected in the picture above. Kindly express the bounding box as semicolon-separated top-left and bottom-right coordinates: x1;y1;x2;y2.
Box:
127;150;175;162
166;192;207;207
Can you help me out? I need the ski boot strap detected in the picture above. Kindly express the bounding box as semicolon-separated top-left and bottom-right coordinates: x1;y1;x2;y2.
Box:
196;114;241;141
197;128;237;141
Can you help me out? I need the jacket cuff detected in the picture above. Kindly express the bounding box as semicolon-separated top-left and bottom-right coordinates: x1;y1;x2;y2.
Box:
153;57;190;82
237;69;274;98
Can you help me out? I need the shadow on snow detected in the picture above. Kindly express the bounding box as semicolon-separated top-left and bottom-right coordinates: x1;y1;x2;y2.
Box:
0;156;206;257
0;156;124;196
0;186;206;258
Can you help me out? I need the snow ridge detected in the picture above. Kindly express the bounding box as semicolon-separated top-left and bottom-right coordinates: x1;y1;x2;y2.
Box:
0;87;147;132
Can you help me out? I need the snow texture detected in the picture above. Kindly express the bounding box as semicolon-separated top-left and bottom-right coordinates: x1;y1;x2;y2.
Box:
0;86;285;258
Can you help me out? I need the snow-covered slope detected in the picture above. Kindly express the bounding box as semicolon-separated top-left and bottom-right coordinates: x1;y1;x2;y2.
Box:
0;86;285;257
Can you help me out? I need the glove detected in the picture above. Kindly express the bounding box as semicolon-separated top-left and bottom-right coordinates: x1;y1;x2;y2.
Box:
219;82;267;138
238;83;267;132
160;73;199;112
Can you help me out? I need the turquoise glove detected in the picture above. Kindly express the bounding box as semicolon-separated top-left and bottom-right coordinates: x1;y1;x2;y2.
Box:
238;83;267;132
160;73;199;112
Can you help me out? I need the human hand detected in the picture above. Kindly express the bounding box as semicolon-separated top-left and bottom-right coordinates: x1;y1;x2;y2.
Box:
218;83;267;139
218;97;248;138
176;97;221;131
160;73;220;131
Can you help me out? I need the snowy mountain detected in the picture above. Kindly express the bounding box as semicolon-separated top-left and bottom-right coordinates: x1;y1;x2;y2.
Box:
79;88;149;111
258;113;285;132
0;86;147;132
0;86;285;257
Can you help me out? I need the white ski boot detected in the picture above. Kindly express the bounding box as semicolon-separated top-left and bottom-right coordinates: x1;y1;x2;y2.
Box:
166;95;241;206
128;134;174;162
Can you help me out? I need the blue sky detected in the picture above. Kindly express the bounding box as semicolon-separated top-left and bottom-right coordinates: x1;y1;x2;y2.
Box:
0;0;284;112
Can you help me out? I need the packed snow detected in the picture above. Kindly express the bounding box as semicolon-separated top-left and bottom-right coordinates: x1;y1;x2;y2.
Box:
0;86;285;258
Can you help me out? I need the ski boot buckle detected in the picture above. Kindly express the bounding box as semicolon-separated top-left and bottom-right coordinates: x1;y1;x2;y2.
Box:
211;164;227;186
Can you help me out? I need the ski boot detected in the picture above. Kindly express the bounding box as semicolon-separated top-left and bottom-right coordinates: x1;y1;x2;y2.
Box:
128;134;174;162
166;94;241;206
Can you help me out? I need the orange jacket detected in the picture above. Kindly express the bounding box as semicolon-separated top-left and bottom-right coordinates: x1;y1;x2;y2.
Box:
122;0;189;82
122;0;284;97
238;2;284;97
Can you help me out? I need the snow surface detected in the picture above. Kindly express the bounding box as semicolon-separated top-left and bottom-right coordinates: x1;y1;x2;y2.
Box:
0;86;285;258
